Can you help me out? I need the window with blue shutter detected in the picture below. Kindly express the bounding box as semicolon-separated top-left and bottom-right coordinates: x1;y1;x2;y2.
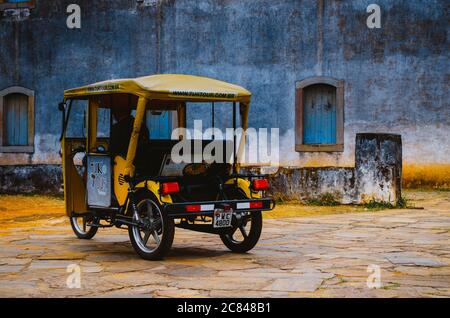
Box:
4;93;29;146
295;77;344;152
303;84;337;145
147;111;174;140
0;86;34;153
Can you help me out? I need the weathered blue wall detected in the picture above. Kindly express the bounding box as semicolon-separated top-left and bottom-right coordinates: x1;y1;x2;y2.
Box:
0;0;448;167
0;0;159;164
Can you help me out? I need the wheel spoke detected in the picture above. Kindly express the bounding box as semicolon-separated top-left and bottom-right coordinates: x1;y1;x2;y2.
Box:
239;225;248;238
228;226;238;237
143;231;151;245
152;230;161;245
242;214;251;225
146;201;153;217
82;217;87;232
153;218;162;228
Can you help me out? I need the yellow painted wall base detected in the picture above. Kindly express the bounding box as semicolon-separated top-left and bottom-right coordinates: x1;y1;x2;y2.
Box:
403;163;450;189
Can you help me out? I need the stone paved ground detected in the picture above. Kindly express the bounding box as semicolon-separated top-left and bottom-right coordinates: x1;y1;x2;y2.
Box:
0;191;449;297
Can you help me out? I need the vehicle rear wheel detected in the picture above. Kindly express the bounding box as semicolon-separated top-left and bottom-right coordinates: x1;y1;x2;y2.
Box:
128;195;174;260
220;211;262;253
70;214;98;239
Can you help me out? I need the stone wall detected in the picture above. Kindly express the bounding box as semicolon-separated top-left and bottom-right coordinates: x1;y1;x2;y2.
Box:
355;133;402;204
0;164;62;195
267;167;356;204
268;133;402;204
0;133;402;205
0;0;448;171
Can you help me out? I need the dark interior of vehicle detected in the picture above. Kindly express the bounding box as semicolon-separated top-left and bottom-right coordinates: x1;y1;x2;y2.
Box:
135;139;235;202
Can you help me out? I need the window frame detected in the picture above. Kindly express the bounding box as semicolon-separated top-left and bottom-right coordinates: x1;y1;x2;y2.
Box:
295;76;344;152
0;86;35;153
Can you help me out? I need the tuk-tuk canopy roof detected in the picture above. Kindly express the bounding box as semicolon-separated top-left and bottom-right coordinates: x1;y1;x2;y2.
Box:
64;74;251;103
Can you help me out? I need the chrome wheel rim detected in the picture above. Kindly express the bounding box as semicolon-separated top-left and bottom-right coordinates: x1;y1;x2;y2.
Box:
72;215;94;234
132;199;164;253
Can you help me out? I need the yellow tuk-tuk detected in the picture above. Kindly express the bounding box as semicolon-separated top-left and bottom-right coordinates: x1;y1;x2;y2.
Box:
60;74;275;260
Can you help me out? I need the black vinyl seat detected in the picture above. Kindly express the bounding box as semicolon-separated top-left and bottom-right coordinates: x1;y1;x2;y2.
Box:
135;140;179;177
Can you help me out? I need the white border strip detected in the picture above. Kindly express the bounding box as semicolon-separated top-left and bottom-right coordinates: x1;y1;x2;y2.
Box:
200;204;215;211
236;202;250;209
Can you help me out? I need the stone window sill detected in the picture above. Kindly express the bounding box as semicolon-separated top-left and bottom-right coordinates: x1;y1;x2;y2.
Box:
295;144;344;152
0;146;34;153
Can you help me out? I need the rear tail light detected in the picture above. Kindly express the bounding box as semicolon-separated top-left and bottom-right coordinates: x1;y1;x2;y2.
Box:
185;205;201;212
250;201;263;209
252;178;269;191
160;182;180;195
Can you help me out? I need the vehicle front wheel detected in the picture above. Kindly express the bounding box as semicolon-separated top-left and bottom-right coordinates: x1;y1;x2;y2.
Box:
220;211;262;253
70;214;98;239
128;195;174;260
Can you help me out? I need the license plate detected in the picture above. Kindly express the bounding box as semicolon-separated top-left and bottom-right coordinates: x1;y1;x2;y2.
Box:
213;208;232;228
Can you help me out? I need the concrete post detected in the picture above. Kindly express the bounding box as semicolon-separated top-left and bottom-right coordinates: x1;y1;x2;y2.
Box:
355;133;402;204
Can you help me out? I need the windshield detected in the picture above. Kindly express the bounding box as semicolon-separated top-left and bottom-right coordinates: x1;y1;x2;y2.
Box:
65;100;87;138
186;102;240;140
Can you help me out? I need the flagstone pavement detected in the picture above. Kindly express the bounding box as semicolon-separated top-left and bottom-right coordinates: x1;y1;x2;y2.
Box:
0;191;449;297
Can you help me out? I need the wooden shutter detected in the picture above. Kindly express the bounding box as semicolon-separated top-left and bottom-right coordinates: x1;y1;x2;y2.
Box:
3;93;28;146
147;111;173;139
303;84;336;145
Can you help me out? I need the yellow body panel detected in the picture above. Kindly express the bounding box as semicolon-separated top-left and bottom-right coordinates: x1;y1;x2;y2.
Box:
64;74;251;103
113;156;172;206
225;178;262;199
113;156;130;205
62;138;87;216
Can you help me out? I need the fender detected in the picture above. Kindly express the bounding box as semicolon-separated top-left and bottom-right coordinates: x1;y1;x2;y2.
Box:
224;177;262;199
135;180;173;205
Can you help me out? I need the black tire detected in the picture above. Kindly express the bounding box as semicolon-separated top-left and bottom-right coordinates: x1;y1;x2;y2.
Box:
128;193;175;260
220;210;263;253
70;214;98;239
